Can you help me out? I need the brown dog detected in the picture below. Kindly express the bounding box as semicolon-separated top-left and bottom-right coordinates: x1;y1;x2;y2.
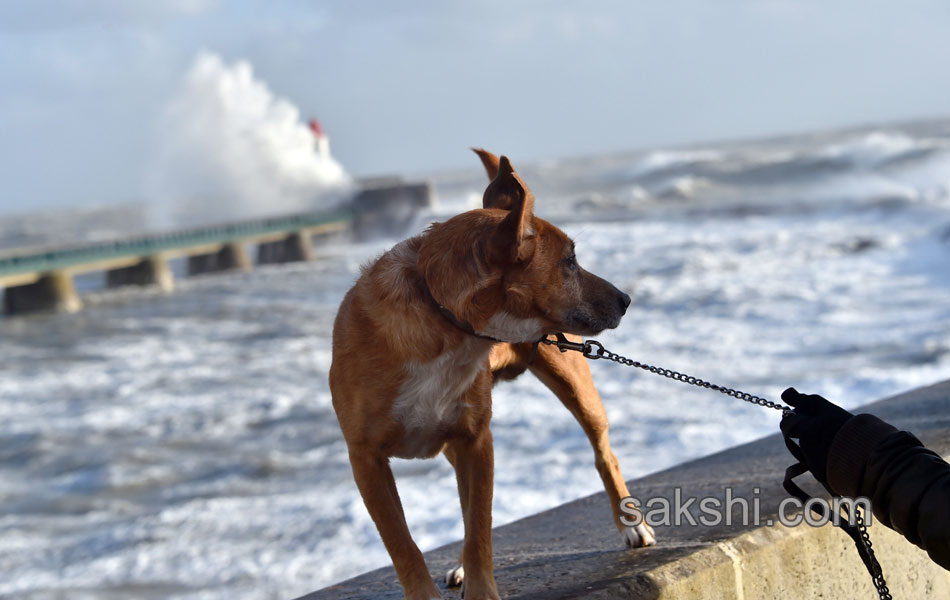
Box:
330;151;654;600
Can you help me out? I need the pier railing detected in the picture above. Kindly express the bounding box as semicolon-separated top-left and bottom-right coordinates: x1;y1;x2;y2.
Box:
0;208;353;283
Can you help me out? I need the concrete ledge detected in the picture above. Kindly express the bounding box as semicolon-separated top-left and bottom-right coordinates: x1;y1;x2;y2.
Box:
301;380;950;599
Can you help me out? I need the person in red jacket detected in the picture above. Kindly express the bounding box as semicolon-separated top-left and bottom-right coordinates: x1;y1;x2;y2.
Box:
780;388;950;570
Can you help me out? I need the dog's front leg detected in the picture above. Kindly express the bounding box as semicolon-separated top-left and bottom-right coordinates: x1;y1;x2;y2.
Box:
528;340;656;549
446;426;500;600
349;449;443;600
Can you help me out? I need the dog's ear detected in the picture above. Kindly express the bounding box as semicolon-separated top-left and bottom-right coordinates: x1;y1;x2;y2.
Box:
472;147;500;182
489;156;536;263
475;148;519;211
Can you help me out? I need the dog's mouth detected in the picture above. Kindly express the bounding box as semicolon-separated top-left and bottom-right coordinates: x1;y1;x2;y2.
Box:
560;283;631;335
562;306;625;336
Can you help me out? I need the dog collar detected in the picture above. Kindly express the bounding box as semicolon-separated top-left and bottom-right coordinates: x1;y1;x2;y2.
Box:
421;281;506;343
421;280;547;363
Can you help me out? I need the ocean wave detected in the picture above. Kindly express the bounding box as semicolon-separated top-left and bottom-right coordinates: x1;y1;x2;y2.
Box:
820;131;944;169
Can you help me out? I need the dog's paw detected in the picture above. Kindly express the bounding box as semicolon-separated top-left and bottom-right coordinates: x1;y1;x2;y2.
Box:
622;522;657;548
460;582;501;600
406;588;443;600
444;564;464;587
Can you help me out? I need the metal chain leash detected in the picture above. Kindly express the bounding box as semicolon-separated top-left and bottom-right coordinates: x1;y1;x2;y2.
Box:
854;509;893;599
540;333;792;412
540;332;891;600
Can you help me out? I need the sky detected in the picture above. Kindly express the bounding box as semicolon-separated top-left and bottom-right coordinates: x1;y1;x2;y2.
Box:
2;0;950;214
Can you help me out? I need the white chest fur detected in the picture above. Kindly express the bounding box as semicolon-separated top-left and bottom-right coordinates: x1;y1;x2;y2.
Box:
477;311;544;343
391;341;489;455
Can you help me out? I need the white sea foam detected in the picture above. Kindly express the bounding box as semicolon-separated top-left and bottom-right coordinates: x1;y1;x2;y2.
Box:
146;51;351;229
821;131;934;168
627;148;723;179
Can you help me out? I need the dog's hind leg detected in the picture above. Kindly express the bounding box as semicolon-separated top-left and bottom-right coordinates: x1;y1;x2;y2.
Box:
528;338;656;548
444;428;500;600
349;449;443;600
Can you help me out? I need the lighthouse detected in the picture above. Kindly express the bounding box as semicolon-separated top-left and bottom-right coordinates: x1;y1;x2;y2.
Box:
309;118;330;158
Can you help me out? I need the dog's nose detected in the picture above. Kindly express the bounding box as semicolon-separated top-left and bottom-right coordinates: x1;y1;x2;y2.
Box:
619;291;631;311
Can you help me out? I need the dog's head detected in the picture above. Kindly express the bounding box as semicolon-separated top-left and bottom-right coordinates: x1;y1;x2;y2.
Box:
417;150;630;343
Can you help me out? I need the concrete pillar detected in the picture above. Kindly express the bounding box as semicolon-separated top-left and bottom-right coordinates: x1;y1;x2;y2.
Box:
187;242;251;276
106;255;174;291
2;271;82;315
256;231;314;265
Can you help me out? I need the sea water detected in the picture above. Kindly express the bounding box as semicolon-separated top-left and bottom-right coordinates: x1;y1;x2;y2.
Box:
1;121;949;598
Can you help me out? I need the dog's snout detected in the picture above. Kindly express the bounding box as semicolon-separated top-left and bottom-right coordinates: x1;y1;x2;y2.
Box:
567;272;632;334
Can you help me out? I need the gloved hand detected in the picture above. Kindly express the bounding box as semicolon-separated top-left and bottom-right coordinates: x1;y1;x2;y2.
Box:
780;387;854;487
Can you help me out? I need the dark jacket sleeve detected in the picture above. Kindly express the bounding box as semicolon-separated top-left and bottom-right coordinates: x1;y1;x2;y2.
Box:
826;413;950;571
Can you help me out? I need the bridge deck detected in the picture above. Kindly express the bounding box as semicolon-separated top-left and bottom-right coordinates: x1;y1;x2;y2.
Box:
0;208;353;287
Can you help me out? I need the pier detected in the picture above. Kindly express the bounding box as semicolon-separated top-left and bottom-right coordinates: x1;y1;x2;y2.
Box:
0;179;433;316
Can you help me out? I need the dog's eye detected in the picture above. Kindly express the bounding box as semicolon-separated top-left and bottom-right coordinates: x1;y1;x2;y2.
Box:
563;254;577;271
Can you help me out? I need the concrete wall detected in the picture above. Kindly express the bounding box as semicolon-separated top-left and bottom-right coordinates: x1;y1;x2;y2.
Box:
352;180;434;240
300;380;950;599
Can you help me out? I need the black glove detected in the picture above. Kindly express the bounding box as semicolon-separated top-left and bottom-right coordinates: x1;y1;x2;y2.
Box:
780;387;854;487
